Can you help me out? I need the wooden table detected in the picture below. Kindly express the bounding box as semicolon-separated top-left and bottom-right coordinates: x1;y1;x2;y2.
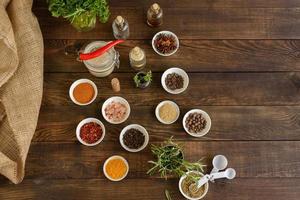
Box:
1;0;300;199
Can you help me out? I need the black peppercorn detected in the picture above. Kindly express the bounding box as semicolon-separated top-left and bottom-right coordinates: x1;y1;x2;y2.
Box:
123;128;145;149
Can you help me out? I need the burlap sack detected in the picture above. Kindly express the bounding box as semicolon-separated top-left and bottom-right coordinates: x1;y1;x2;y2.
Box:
0;0;43;184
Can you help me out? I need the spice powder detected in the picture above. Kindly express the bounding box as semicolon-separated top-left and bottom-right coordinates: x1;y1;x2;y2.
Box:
73;82;95;104
159;103;178;123
105;158;127;180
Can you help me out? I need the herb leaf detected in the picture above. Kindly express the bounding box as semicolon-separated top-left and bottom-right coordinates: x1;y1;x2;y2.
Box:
48;0;110;29
147;137;205;180
165;190;172;200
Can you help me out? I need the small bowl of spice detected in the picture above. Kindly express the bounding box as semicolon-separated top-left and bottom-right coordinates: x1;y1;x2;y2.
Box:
162;68;189;94
183;109;211;137
76;118;105;146
152;31;179;56
69;79;98;106
103;155;129;181
179;171;209;200
155;100;180;124
120;124;149;152
102;96;130;124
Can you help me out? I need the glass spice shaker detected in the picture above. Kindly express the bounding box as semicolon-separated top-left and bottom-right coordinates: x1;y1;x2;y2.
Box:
147;3;163;27
129;46;146;70
112;16;130;39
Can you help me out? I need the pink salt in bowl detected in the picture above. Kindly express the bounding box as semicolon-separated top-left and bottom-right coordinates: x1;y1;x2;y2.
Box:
101;96;131;124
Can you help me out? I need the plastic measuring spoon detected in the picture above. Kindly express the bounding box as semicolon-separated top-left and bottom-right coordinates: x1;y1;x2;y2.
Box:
188;174;210;193
210;168;236;181
210;155;228;174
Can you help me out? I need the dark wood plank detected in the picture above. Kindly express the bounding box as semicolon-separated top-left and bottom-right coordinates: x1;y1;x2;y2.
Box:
23;141;300;179
34;0;300;9
35;105;300;142
34;7;300;39
42;72;300;106
44;39;300;73
1;178;300;200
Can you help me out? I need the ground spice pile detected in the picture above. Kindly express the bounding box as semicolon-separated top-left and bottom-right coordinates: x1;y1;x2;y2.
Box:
159;103;178;123
105;158;128;180
73;82;95;104
181;172;206;198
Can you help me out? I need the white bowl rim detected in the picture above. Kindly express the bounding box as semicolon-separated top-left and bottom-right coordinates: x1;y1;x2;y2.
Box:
155;100;180;124
119;124;149;152
182;109;211;137
152;30;179;56
76;117;105;146
69;79;98;106
178;171;209;200
101;96;131;124
161;67;189;94
103;155;129;181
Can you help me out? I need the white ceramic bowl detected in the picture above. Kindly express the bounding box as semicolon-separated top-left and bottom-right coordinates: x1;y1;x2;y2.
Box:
103;155;129;181
152;30;179;56
102;96;131;124
161;68;189;94
179;171;209;200
155;100;180;124
69;79;98;106
76;118;105;146
119;124;149;152
183;109;211;137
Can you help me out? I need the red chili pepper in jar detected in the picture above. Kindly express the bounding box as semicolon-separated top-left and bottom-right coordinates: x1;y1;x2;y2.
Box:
79;40;124;61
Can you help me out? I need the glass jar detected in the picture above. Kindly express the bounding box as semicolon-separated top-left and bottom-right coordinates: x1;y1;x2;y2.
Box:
83;41;120;77
129;46;146;70
70;11;96;32
147;3;163;27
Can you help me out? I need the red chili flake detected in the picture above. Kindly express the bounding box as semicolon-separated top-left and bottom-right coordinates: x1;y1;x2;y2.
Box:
80;122;102;144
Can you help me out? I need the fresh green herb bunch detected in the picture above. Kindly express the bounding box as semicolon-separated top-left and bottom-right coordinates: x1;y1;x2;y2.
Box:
48;0;110;31
147;137;205;179
133;71;152;88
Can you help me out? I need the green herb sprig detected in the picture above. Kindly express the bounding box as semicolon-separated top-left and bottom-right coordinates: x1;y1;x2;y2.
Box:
147;137;205;180
48;0;110;30
133;71;152;87
165;190;172;200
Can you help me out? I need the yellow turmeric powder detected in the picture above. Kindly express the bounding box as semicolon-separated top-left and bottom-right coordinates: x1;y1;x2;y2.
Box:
105;158;128;180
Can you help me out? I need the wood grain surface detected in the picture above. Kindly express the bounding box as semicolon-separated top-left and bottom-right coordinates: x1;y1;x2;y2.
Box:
1;0;300;199
35;105;300;141
43;72;300;106
20;141;300;179
45;39;300;72
1;178;300;200
33;1;300;39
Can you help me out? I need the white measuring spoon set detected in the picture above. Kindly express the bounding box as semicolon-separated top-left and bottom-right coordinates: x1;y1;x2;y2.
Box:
189;155;236;192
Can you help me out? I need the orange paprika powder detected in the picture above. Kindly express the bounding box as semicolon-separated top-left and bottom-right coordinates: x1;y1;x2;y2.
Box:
73;83;95;104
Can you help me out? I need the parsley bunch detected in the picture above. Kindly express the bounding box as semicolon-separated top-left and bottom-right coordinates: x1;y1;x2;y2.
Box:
48;0;110;31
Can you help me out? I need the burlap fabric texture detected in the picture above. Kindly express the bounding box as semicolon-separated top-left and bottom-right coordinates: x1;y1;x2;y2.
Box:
0;0;43;184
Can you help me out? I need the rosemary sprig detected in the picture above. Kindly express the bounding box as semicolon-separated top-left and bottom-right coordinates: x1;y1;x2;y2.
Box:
147;137;205;180
165;190;172;200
